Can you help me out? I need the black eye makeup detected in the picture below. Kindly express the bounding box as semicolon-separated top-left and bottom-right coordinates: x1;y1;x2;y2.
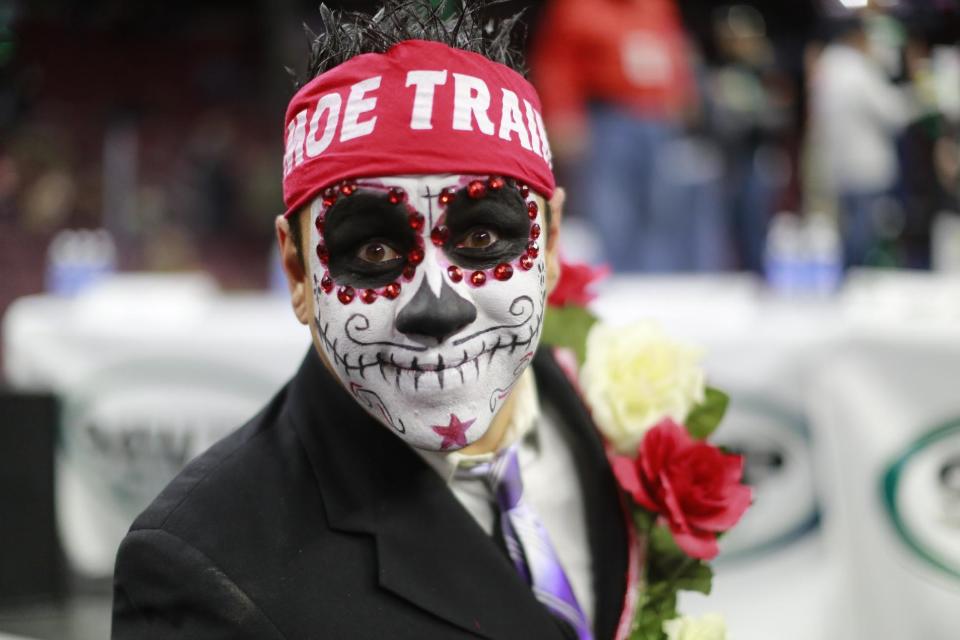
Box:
443;182;529;270
322;190;415;288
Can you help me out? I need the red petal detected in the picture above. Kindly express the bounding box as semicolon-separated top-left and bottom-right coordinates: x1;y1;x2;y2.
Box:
659;473;689;532
611;455;641;495
641;420;679;478
686;484;753;532
722;453;745;484
616;456;660;512
663;419;695;447
671;527;719;560
639;432;663;480
546;261;609;307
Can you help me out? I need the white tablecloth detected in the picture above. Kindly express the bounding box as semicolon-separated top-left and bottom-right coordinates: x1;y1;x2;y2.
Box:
808;270;960;640
3;273;310;577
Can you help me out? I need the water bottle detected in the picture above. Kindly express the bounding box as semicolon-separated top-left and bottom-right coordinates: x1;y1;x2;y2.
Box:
805;213;843;296
764;212;804;295
45;229;118;295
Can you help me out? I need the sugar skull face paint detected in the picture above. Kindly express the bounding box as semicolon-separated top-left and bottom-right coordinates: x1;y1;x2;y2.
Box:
308;174;546;451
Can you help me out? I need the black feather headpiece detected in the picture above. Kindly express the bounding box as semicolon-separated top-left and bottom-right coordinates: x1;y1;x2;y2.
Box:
290;0;527;89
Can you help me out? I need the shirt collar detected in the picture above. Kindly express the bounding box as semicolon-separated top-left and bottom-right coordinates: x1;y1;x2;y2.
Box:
415;368;540;484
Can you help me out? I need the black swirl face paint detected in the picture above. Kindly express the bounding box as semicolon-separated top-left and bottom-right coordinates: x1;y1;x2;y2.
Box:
309;174;547;451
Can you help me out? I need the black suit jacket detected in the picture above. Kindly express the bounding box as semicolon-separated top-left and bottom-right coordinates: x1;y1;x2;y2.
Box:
112;348;628;639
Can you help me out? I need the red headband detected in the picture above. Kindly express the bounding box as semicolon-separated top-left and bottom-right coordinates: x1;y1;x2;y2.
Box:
282;39;554;218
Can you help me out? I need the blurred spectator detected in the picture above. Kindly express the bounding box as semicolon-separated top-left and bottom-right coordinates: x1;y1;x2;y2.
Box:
809;17;918;268
173;110;240;237
899;38;960;267
709;5;794;273
531;0;697;272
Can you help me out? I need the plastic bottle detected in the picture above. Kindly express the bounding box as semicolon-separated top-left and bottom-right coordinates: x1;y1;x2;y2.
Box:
805;213;844;296
764;212;805;295
45;228;118;295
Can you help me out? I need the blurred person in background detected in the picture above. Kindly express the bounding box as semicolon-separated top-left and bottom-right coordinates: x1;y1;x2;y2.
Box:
899;32;960;268
709;5;794;273
809;16;917;268
531;0;697;272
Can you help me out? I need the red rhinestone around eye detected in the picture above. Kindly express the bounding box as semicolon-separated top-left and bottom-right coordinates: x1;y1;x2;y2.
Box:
467;180;487;199
407;248;424;266
470;271;487;286
383;282;401;299
448;266;463;282
340;182;357;196
438;188;456;206
527;201;539;219
430;226;449;246
403;265;416;280
315;217;325;234
493;263;514;281
321;274;334;293
488;176;505;190
360;288;378;304
337;286;355;304
409;213;425;231
527;241;540;258
322;187;338;207
388;187;407;204
316;244;329;264
519;254;535;270
518;183;530;198
530;223;541;240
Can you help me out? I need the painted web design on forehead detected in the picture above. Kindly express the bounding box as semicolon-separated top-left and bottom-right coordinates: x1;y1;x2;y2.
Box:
312;175;543;306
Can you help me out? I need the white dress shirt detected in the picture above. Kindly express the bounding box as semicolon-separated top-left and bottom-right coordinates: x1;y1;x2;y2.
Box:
416;369;596;625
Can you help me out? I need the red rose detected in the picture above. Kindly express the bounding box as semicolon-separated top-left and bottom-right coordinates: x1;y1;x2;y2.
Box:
547;260;609;308
611;419;751;560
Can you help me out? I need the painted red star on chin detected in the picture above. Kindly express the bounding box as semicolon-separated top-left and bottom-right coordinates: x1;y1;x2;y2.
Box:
432;413;476;451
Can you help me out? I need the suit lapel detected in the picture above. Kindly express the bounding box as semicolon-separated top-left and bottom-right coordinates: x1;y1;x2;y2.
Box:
373;448;565;639
287;350;565;639
533;349;630;640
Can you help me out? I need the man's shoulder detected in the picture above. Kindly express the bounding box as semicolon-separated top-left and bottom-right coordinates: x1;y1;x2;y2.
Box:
127;382;312;541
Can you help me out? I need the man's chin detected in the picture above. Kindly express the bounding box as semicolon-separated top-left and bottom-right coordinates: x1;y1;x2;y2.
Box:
388;413;491;453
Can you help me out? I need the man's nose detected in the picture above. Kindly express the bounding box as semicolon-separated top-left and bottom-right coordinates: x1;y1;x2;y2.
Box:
396;278;476;342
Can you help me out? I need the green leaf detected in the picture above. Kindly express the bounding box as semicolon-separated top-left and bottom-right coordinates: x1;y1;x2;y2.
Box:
649;524;682;557
629;582;677;640
647;526;687;583
673;562;714;595
685;387;729;440
540;305;598;365
647;525;714;595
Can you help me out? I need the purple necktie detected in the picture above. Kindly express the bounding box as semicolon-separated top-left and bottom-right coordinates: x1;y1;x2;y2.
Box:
460;446;593;640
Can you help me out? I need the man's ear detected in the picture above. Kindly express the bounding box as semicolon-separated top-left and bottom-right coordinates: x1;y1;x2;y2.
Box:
545;187;565;295
275;214;311;326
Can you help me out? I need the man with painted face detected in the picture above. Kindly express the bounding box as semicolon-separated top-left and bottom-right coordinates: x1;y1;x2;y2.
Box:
112;3;630;639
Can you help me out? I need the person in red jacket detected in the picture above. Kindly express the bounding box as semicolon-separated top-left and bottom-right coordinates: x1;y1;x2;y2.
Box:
531;0;697;271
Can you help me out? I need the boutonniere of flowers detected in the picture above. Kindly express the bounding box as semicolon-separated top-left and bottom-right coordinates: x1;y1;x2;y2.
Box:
542;261;752;640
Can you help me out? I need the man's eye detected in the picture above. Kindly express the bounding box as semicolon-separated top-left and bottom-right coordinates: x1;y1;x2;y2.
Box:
357;242;401;264
456;228;499;250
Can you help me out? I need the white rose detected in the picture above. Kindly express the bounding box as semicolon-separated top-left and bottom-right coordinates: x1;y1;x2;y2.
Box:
663;613;727;640
579;321;705;455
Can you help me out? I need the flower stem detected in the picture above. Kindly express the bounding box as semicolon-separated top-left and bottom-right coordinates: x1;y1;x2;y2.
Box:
665;556;697;585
